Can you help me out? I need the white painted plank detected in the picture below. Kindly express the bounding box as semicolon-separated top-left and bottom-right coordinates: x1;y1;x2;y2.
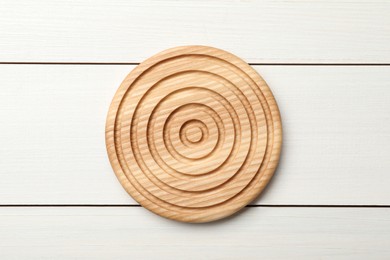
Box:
0;207;389;259
0;65;389;205
0;0;389;63
0;65;131;204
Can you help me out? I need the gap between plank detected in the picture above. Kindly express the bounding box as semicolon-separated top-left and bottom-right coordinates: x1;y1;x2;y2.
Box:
0;204;389;208
0;62;390;66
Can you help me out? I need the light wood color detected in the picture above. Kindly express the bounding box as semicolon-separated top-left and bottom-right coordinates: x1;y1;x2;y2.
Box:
105;46;282;222
1;0;390;257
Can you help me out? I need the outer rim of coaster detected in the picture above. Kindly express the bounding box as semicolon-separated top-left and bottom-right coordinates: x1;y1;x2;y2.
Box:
105;45;282;223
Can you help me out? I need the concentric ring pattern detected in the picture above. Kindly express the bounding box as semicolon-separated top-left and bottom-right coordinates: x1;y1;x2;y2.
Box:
105;46;282;223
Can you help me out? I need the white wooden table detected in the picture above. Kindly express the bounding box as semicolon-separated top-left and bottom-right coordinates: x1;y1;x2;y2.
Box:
1;0;390;258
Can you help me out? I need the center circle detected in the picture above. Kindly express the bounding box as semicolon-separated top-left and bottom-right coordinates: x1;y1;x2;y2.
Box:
185;126;203;143
179;119;209;147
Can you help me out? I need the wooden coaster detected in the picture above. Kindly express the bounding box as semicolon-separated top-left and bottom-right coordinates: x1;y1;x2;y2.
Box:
106;46;282;223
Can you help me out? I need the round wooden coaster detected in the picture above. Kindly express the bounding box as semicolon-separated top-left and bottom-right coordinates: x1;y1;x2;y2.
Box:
106;46;282;223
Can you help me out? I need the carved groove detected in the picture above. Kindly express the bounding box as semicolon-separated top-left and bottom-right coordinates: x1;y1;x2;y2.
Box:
106;46;282;222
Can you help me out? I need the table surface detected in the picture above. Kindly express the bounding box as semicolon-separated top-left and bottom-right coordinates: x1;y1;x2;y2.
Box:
1;0;390;259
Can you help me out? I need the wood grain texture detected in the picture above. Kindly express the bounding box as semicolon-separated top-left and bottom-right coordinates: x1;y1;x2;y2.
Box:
0;0;390;63
1;0;389;257
0;207;389;259
106;46;282;222
0;65;389;205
